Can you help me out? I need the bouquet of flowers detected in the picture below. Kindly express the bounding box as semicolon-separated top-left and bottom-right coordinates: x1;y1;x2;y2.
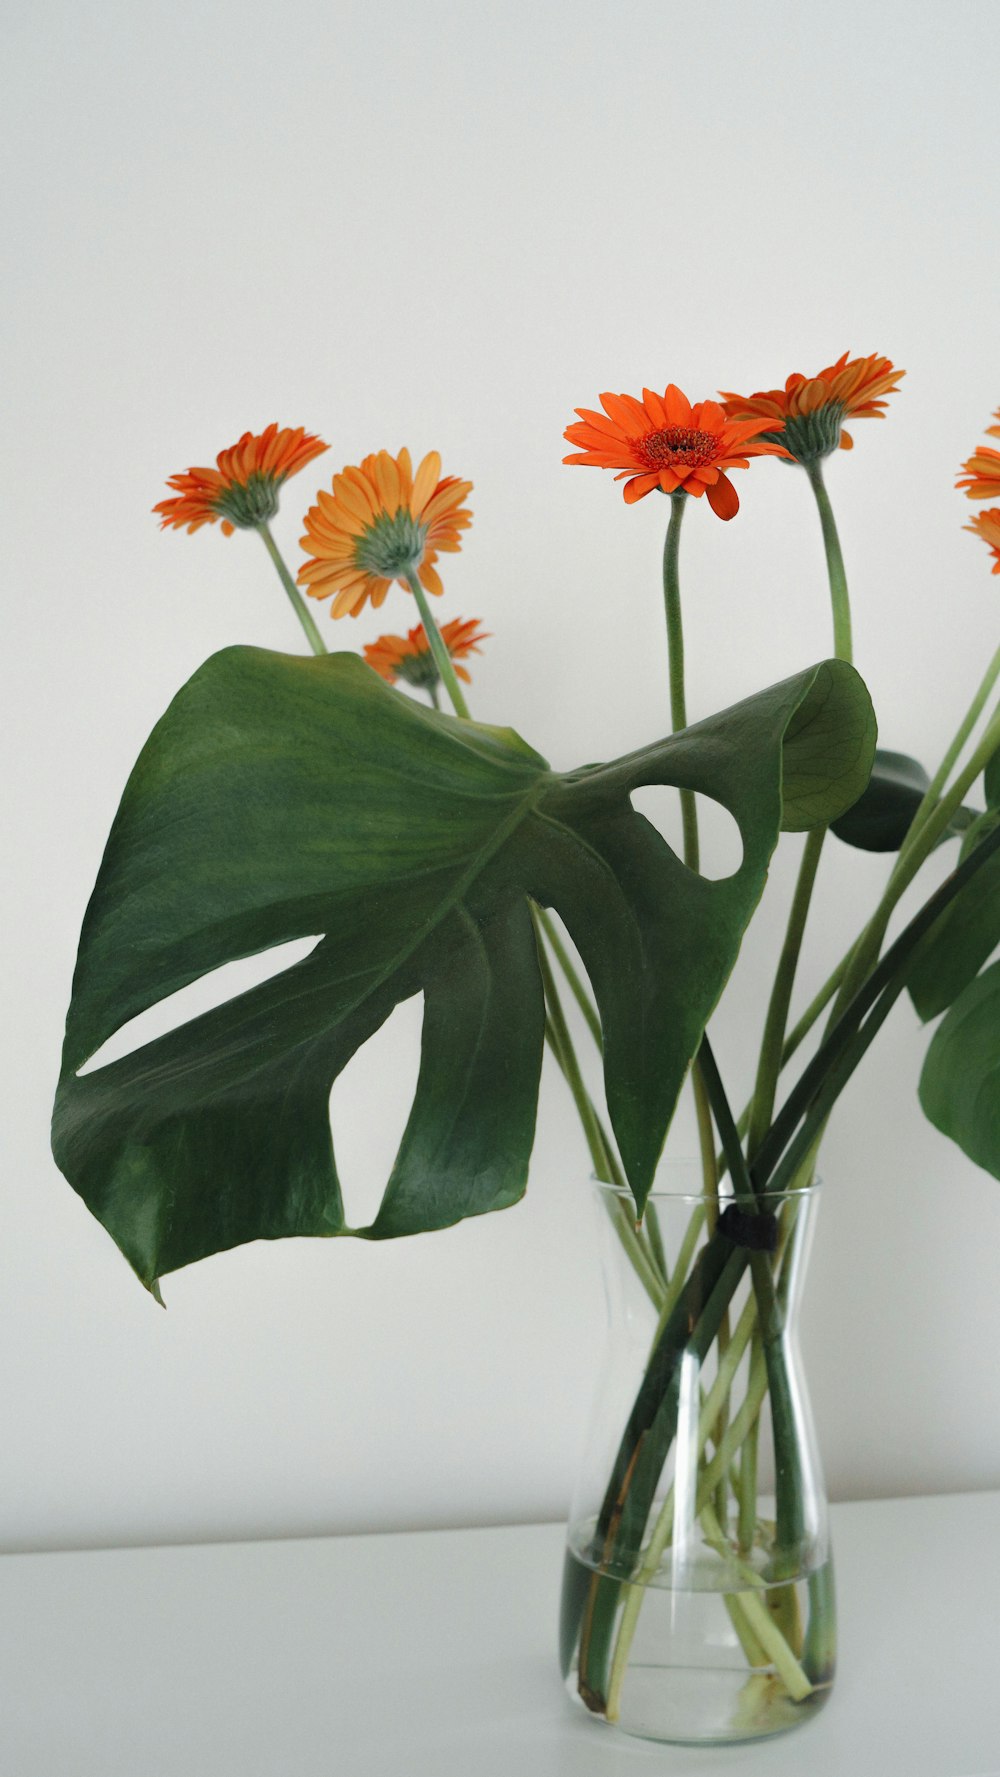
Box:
52;354;1000;1744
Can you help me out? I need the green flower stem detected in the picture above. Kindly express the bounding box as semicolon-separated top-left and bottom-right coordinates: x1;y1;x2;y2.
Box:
409;603;661;1302
533;907;603;1051
782;954;850;1063
830;702;1000;1020
404;571;471;719
421;612;663;1310
648;1204;707;1343
700;1503;813;1702
609;1284;762;1676
661;493;720;1217
726;677;999;1179
698;1040;803;1559
736;1340;762;1550
702;1341;768;1512
536;925;666;1306
746;459;852;1162
662;498;730;1503
662;492;698;870
756;815;1000;1194
896;638;1000;866
606;1215;796;1718
804;460;852;661
258;522;328;657
747;828;826;1158
576;1237;750;1709
728;649;1000;1166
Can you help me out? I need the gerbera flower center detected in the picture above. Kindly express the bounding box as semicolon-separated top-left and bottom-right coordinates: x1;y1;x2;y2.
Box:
353;509;429;580
213;472;282;530
638;426;720;470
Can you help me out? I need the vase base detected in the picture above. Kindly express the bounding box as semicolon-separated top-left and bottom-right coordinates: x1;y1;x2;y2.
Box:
565;1664;832;1746
560;1546;835;1746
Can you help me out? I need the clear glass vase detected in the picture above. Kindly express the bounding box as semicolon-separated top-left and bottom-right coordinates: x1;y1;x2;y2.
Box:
560;1169;835;1745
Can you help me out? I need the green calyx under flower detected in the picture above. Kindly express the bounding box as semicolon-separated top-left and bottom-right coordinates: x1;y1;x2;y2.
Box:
393;650;441;692
213;472;284;530
770;404;848;465
353;509;429;580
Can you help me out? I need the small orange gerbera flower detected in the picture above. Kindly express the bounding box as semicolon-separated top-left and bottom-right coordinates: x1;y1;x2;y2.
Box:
956;413;1000;500
720;352;904;463
154;424;328;534
298;448;473;618
562;384;790;518
964;508;1000;573
364;618;489;695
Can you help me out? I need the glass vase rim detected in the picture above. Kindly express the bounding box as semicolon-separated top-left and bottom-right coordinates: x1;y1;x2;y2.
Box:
591;1172;821;1206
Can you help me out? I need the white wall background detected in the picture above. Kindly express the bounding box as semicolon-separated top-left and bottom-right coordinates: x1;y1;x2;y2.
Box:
4;0;1000;1553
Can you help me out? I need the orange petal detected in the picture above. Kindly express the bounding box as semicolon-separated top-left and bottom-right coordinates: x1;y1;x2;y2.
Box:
374;451;401;515
662;385;693;426
411;452;442;514
623;473;660;503
706;473;739;520
599;391;646;435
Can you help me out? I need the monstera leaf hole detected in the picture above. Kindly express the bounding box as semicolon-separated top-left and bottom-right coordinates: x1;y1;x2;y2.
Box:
328;993;425;1228
76;936;324;1076
628;785;744;880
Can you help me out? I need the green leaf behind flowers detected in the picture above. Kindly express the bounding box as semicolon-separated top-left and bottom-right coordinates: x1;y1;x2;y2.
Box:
920;958;1000;1179
52;649;875;1291
831;748;976;853
908;811;1000;1021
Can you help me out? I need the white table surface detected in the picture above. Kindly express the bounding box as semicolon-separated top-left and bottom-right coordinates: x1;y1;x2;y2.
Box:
1;1492;997;1777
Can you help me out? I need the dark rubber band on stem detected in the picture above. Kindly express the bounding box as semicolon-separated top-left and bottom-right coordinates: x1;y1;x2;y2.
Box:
718;1202;779;1253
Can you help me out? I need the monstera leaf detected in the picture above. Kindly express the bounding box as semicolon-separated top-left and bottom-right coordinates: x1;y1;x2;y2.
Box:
831;748;975;853
908;811;1000;1021
52;649;875;1291
913;800;1000;1179
920;957;1000;1179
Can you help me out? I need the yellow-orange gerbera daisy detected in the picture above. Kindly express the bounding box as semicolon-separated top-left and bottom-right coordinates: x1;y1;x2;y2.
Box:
720;352;904;463
562;385;790;518
956;414;1000;500
297;448;473;618
964;508;1000;573
154;424;328;534
364;618;489;693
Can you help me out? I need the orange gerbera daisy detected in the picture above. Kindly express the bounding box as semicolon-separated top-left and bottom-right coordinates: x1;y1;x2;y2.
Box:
956;413;1000;500
154;424;328;534
720;352;904;463
562;384;790;518
297;448;473;618
364;618;489;694
964;508;1000;573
